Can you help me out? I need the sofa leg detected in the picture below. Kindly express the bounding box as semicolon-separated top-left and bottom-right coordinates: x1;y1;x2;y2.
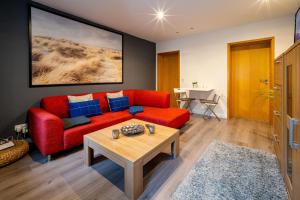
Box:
47;155;52;162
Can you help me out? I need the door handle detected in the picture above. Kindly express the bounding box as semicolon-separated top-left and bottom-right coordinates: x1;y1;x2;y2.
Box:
273;86;280;90
272;134;279;143
273;110;281;116
288;116;299;149
260;79;269;85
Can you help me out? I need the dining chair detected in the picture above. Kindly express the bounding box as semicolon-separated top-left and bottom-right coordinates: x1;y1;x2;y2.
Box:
200;94;221;121
173;88;195;111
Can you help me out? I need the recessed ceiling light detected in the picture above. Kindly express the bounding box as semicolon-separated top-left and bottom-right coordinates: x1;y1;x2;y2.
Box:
156;10;165;20
176;31;180;34
255;0;273;8
259;0;270;3
150;8;171;24
190;27;195;30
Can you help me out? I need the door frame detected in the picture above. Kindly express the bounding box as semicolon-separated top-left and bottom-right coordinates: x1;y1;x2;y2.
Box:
227;37;275;123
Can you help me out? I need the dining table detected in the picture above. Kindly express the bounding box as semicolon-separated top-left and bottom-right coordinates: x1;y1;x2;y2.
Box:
179;87;215;99
176;87;215;113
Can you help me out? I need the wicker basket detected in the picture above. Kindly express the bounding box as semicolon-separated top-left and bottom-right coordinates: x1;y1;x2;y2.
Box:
0;140;29;167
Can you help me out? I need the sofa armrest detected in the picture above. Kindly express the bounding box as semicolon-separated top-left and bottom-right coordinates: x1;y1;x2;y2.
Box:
134;90;170;108
28;107;64;156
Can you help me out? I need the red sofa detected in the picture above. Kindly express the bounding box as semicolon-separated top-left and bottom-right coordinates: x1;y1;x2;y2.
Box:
28;90;190;157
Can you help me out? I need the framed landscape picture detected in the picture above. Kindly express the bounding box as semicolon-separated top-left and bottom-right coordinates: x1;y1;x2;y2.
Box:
29;5;123;87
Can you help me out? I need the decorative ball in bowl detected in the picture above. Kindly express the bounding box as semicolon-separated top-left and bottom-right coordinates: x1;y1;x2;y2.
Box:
120;124;145;136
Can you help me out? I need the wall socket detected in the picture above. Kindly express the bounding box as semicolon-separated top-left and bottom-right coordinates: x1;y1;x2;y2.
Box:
14;123;27;133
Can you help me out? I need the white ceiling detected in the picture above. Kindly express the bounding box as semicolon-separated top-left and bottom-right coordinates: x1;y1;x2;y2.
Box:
34;0;300;42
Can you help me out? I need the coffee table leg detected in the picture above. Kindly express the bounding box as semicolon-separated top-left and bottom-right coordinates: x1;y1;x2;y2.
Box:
171;134;180;159
125;162;143;200
84;138;93;166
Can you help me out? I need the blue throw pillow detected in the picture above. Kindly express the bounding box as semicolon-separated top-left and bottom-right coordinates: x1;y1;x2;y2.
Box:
129;106;144;115
69;99;102;117
108;96;130;112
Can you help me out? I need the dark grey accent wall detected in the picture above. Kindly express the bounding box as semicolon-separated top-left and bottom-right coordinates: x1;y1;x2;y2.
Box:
0;0;156;137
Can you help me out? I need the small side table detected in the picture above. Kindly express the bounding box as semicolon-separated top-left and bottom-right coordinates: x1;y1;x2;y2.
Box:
0;140;29;167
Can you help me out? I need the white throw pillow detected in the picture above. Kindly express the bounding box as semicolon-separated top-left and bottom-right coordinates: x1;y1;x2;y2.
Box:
68;94;93;103
106;90;123;99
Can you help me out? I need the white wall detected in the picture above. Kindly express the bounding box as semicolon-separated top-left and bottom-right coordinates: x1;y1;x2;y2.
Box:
157;16;295;118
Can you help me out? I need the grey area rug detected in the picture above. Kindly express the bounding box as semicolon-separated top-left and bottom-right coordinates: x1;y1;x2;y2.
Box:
171;141;287;200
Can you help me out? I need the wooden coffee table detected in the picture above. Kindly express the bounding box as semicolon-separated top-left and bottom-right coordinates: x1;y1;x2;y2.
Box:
84;119;180;200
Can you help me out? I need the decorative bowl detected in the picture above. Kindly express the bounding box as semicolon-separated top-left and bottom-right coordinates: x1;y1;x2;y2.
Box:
120;124;145;136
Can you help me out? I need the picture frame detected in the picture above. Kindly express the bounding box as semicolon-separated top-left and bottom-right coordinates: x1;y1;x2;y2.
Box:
28;3;124;87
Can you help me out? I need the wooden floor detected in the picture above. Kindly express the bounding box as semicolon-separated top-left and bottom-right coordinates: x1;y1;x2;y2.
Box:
0;116;274;200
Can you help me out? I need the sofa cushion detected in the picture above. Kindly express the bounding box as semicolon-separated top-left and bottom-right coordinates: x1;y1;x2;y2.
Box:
69;99;102;117
106;90;123;99
106;90;123;111
134;107;190;129
92;90;135;113
63;116;91;129
68;94;93;103
63;110;133;149
108;96;130;112
129;106;144;115
134;90;170;108
41;95;69;118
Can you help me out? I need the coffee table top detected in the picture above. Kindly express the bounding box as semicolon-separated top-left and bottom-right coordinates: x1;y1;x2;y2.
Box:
84;119;179;163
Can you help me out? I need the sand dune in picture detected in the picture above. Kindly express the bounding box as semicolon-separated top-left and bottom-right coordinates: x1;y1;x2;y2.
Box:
31;36;122;85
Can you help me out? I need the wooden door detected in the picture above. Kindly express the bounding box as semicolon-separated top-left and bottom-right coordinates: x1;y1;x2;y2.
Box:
230;41;271;122
283;45;300;200
157;51;180;107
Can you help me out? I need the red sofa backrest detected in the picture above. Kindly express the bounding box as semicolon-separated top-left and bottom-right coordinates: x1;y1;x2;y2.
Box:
41;95;70;118
40;89;170;118
134;90;170;108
